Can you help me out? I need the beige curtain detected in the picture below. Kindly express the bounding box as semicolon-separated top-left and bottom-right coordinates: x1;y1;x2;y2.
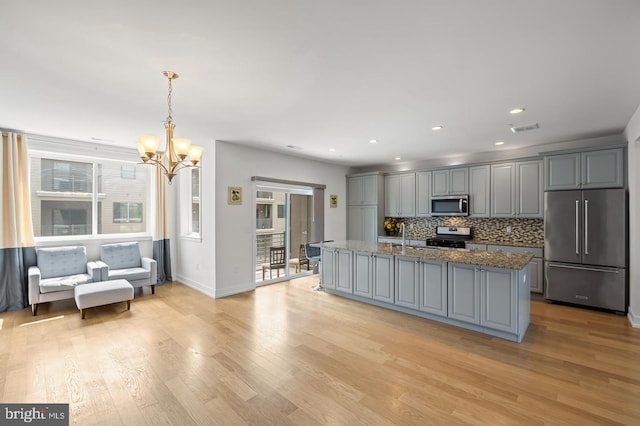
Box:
1;132;37;312
152;163;172;283
1;133;34;248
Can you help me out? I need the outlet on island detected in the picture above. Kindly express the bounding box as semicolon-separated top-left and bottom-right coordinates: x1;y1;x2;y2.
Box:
506;226;512;234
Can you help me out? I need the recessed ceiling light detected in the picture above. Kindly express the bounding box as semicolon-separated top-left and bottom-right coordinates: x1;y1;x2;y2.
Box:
369;139;377;144
329;148;336;152
495;141;505;146
509;108;525;115
431;126;443;131
395;157;401;161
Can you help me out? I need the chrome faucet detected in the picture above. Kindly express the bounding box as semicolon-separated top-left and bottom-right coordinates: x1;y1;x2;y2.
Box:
400;222;406;248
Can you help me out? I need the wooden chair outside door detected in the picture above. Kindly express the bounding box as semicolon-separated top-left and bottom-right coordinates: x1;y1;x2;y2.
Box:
262;246;286;279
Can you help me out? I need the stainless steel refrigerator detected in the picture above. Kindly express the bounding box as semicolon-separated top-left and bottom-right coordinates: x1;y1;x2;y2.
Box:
544;189;627;313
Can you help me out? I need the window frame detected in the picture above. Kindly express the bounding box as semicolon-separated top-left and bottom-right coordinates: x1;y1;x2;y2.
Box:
30;150;151;243
180;166;202;240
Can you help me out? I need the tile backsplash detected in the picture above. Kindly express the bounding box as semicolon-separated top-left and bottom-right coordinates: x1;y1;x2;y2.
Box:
390;217;544;246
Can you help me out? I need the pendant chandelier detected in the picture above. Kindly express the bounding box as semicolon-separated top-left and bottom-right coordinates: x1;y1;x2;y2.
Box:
136;70;203;184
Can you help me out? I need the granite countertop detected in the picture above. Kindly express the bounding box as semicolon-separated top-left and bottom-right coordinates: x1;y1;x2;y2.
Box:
323;240;533;270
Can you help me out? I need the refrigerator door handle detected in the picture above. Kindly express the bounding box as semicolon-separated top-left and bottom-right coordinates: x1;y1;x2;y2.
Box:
547;263;620;274
584;199;589;255
575;200;580;255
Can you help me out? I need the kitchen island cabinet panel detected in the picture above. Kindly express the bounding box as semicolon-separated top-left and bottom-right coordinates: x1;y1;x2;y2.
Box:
353;252;372;298
419;260;448;316
320;247;336;289
395;256;420;310
373;254;394;303
481;267;518;334
447;263;481;324
335;250;353;294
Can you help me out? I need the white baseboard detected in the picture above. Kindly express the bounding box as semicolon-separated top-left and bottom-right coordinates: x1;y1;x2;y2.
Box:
174;274;215;298
628;306;640;328
172;275;255;299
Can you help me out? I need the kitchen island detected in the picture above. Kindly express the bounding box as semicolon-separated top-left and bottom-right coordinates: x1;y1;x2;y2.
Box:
319;241;533;342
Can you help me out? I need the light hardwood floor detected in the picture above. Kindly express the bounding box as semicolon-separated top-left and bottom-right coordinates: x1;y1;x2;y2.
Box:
1;277;639;425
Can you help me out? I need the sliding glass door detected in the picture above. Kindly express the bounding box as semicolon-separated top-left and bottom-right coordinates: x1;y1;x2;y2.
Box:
255;184;313;284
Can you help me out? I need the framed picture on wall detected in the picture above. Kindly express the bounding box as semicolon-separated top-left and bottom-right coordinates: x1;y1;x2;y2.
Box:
228;186;242;205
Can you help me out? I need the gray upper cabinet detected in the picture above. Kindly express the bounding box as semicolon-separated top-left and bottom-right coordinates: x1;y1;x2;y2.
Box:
347;173;384;243
491;160;543;218
415;171;431;217
348;174;379;205
469;165;490;217
432;167;468;196
582;149;624;189
544;148;623;190
384;173;415;217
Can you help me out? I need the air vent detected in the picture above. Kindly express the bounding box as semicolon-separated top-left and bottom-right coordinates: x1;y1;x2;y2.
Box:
510;123;539;133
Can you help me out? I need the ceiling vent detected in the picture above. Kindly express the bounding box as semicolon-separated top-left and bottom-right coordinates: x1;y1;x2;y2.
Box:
510;123;540;133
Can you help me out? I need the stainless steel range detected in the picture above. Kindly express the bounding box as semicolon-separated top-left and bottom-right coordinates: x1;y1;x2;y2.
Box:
426;226;472;248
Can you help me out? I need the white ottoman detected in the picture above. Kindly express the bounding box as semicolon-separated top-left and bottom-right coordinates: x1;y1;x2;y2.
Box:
74;279;134;319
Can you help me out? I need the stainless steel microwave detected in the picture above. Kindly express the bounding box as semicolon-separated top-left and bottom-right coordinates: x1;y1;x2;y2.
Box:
430;195;469;216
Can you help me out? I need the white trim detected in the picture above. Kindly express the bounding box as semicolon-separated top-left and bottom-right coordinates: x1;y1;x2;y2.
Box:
628;305;640;328
175;275;216;298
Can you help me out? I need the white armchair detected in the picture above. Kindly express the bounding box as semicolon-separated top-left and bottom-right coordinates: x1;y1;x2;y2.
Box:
28;246;103;315
98;242;157;294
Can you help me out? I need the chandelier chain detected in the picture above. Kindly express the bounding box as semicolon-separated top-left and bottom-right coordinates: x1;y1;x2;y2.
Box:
166;77;173;123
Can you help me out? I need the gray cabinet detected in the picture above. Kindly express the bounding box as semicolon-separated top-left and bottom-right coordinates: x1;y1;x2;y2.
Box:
373;254;394;304
544;148;623;190
447;263;480;324
320;247;336;289
348;205;377;242
395;256;420;309
491;160;543;218
481;267;517;334
432;167;468;196
487;245;544;293
416;171;431;216
348;174;379;205
347;173;384;243
469;165;490;217
385;173;415;217
353;252;372;298
449;262;528;336
335;249;353;294
418;259;448;316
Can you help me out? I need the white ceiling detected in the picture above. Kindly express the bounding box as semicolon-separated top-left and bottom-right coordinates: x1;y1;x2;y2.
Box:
2;0;640;167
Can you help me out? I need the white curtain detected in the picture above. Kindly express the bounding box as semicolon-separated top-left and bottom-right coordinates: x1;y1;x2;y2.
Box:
0;132;37;311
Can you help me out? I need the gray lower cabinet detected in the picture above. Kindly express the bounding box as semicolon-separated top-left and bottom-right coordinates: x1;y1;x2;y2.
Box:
447;263;481;324
335;250;353;294
481;266;517;334
395;256;420;309
373;254;394;303
353;251;372;298
418;259;447;316
487;245;544;293
320;247;336;289
528;257;543;293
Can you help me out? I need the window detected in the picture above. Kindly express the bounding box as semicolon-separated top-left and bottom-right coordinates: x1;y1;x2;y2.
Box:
191;168;200;234
257;191;273;199
256;204;272;229
277;204;285;218
113;202;143;223
31;155;149;237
